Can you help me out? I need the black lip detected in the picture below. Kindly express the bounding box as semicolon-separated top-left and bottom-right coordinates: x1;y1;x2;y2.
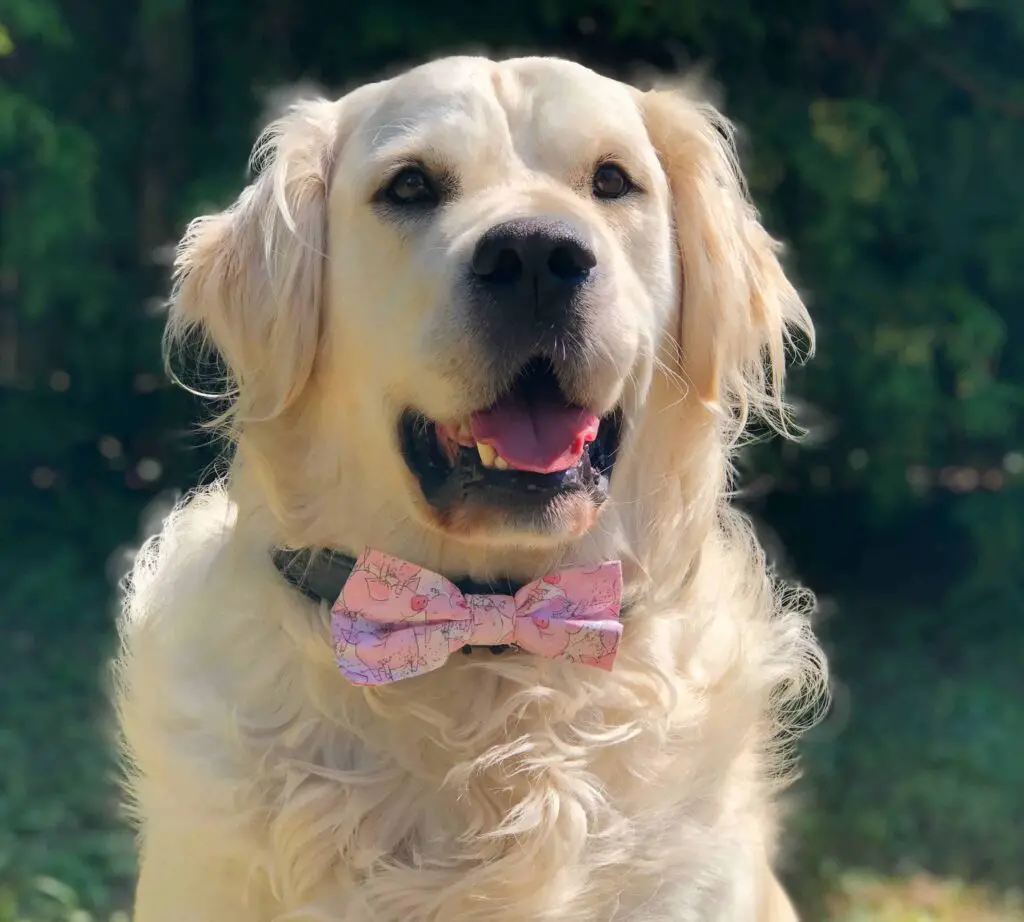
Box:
398;405;622;519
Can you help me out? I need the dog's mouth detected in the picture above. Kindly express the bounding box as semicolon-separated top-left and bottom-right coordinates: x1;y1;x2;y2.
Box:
399;358;621;533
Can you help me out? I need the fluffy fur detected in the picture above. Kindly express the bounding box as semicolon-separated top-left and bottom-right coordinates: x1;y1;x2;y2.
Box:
114;55;827;921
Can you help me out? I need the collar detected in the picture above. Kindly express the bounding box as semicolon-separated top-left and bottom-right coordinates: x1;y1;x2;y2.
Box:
272;547;531;655
272;547;530;602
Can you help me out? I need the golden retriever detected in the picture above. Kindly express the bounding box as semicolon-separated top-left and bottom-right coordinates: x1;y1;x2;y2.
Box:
115;54;827;921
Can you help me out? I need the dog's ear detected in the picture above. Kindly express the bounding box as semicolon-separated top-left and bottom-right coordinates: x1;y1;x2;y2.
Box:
641;86;812;436
168;98;340;422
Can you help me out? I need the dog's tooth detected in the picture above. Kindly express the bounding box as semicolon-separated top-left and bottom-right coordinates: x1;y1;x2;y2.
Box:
493;456;509;471
477;442;497;467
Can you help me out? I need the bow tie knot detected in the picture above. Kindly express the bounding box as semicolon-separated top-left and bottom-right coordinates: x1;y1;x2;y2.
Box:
330;550;623;686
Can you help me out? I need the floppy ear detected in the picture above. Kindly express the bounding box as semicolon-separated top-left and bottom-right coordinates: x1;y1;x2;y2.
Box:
641;86;812;437
167;97;341;422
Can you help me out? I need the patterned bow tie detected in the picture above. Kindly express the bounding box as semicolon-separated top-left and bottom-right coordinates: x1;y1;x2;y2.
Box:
330;549;624;686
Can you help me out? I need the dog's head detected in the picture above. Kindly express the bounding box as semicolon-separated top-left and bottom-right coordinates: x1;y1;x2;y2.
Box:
171;56;809;565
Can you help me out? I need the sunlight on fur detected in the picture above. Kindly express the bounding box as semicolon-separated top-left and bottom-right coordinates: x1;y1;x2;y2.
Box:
115;55;828;922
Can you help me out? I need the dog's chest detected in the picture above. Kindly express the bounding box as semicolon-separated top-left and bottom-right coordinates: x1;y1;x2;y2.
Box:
252;714;751;922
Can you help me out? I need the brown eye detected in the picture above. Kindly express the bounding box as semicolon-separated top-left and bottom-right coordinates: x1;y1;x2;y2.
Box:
592;163;632;199
385;167;438;206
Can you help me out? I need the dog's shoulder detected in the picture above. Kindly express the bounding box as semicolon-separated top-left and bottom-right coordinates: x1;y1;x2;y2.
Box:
119;485;244;632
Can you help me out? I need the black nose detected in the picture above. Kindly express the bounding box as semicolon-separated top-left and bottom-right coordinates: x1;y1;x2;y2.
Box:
470;218;596;322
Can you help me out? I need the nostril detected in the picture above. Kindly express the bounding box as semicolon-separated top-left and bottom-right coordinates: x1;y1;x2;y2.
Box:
547;243;595;282
472;236;525;284
487;248;523;285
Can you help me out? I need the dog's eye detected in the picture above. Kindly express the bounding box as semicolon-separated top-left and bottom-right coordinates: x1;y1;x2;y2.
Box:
385;167;438;206
592;164;632;200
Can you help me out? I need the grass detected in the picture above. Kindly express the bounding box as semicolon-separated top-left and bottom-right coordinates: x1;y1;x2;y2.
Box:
3;872;1022;922
827;873;1024;922
1;540;1021;921
0;548;135;922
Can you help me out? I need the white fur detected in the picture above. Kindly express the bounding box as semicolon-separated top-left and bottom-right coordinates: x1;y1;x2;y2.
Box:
114;55;827;921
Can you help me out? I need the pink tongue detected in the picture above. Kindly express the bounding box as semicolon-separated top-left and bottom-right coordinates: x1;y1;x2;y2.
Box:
470;396;600;475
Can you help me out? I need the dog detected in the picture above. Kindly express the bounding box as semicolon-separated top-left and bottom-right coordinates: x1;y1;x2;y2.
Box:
115;54;827;921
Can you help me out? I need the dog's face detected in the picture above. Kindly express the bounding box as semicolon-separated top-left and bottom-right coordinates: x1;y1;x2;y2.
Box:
172;56;808;556
328;58;675;541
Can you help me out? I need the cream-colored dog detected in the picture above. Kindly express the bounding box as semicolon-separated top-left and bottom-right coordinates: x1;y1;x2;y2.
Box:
115;55;827;922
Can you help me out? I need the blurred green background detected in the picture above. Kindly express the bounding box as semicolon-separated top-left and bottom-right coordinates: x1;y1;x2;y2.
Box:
1;1;1023;920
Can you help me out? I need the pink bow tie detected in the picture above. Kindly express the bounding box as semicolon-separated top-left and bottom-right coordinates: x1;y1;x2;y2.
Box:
330;549;623;686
